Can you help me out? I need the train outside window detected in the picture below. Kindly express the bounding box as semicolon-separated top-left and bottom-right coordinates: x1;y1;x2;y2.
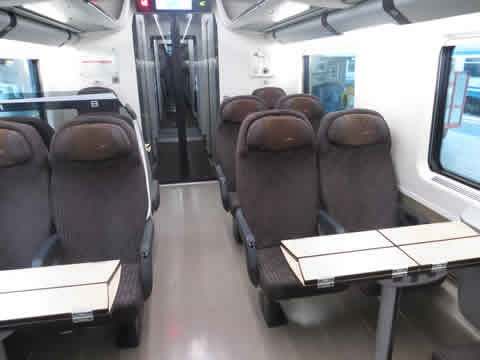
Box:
304;55;355;114
436;46;480;186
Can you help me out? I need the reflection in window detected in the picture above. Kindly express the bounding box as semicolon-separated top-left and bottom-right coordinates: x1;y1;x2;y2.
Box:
438;46;480;185
304;55;356;114
0;59;42;118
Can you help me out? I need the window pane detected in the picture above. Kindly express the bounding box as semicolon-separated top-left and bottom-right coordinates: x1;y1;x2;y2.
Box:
439;46;480;184
306;55;355;114
0;59;42;119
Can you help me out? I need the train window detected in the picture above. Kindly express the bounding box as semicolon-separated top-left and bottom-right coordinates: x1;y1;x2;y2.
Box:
0;59;42;118
430;45;480;188
303;55;356;113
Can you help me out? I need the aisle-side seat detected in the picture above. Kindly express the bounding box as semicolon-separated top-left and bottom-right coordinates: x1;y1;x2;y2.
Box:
0;118;52;270
252;87;286;109
276;94;324;132
317;109;427;232
78;86;160;212
235;110;347;327
215;95;266;213
46;113;153;347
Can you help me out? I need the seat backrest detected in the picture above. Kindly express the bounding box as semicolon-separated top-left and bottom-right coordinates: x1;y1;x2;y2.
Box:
0;118;51;270
252;87;286;109
50;113;148;265
2;116;54;148
312;82;344;114
276;94;324;132
317;109;398;232
236;110;318;249
215;95;266;192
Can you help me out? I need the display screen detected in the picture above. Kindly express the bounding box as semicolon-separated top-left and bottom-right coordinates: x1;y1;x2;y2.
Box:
156;0;192;10
154;0;210;11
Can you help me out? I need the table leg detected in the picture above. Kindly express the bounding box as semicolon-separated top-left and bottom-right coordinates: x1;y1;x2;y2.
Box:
375;284;402;360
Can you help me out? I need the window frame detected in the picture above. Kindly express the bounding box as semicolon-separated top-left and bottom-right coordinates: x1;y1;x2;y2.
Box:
429;45;480;191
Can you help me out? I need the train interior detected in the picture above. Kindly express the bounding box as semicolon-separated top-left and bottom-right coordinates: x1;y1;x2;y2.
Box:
1;1;480;360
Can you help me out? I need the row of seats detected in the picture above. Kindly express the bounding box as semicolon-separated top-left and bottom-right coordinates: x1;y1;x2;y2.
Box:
215;87;324;213
0;91;155;347
214;87;430;327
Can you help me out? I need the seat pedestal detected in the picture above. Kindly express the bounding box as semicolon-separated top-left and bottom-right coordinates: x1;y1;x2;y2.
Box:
375;272;446;360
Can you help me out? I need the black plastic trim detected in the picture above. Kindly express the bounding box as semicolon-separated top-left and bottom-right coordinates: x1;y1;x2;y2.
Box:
0;12;17;38
428;46;480;191
235;208;258;286
382;0;410;25
321;13;341;35
59;31;72;47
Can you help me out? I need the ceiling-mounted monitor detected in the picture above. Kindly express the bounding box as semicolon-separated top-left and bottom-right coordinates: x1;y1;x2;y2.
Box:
137;0;211;12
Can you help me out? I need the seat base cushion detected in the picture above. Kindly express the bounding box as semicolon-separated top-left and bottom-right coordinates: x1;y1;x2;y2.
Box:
433;344;480;360
257;247;348;301
112;264;143;320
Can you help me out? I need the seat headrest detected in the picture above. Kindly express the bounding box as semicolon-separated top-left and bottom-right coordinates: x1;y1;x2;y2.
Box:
277;94;324;120
52;115;134;162
328;111;389;146
243;110;314;152
252;87;287;109
3;116;54;148
78;86;117;96
0;127;31;167
220;96;266;123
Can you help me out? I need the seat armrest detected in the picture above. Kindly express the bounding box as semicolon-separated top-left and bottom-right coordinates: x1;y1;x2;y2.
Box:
215;164;230;211
317;209;345;235
235;208;258;286
398;204;429;226
32;234;61;267
139;218;154;300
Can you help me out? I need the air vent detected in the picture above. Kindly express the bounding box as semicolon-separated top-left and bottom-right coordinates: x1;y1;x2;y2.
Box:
432;176;480;202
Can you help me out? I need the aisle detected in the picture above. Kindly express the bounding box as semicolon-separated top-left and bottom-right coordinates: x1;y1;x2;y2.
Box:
29;182;477;360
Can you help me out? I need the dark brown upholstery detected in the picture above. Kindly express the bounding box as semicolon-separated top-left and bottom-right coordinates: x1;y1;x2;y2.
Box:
257;247;347;300
50;113;148;266
52;123;132;162
317;109;398;232
432;345;480;360
276;94;324;132
215;96;266;193
0;119;50;270
237;110;347;300
237;110;317;250
2;117;54;148
246;114;314;152
0;128;31;167
252;87;286;109
112;264;143;317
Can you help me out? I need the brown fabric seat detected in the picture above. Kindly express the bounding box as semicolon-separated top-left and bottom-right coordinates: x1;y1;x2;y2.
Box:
252;87;286;109
215;96;266;211
50;113;151;325
257;247;347;300
112;264;143;319
276;94;324;132
0;118;51;270
317;109;399;232
236;110;346;304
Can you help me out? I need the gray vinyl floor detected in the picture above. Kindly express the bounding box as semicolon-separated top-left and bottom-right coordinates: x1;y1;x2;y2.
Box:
29;182;480;360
